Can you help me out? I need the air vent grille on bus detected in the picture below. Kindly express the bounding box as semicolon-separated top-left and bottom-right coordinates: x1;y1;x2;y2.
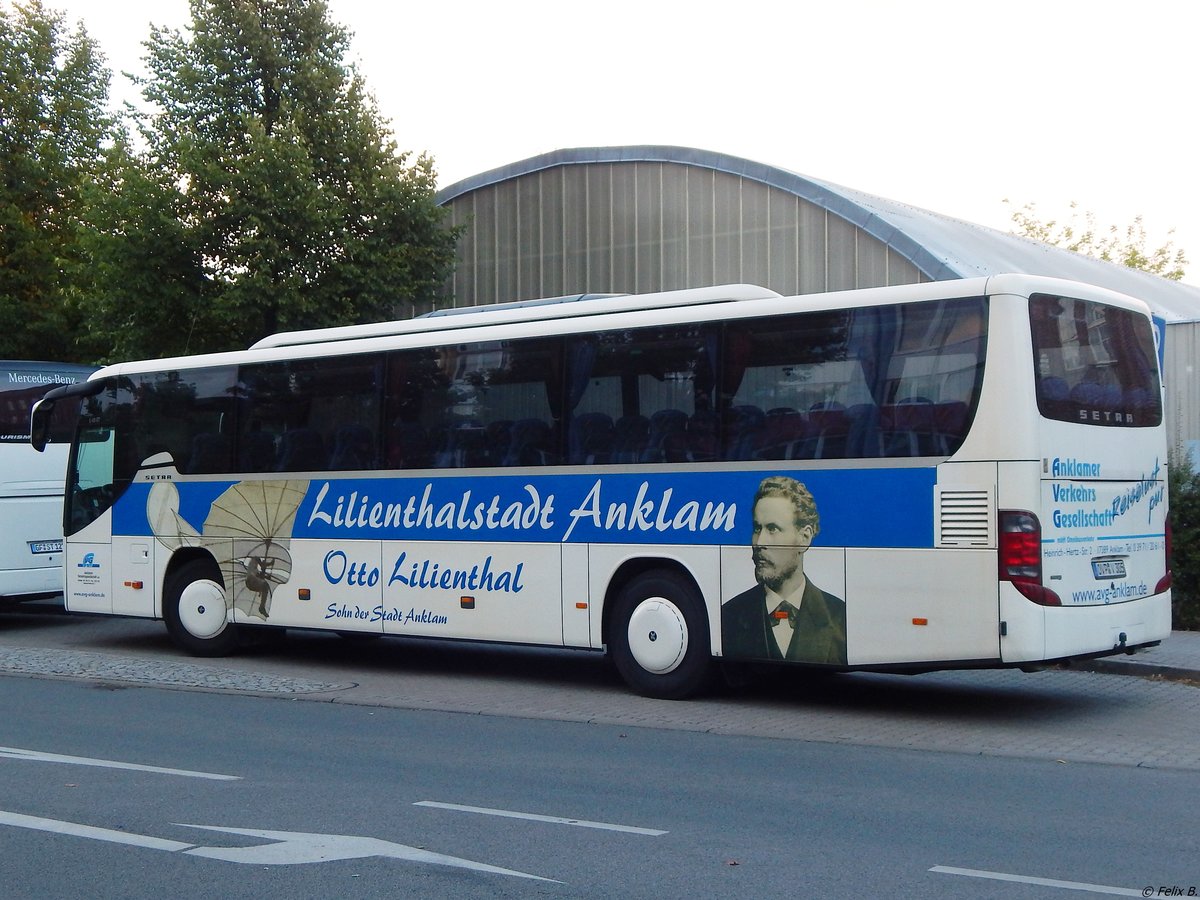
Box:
935;487;994;547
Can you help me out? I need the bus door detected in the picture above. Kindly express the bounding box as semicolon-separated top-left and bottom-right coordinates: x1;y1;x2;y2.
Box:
34;379;119;614
62;419;119;613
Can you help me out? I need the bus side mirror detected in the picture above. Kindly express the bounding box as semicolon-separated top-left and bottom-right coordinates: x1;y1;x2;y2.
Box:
30;397;52;452
29;378;103;452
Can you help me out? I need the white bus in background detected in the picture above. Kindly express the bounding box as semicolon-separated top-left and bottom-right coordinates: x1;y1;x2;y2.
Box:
31;275;1171;697
1;361;96;601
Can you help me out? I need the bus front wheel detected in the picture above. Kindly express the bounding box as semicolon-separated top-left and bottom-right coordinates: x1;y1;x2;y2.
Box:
611;571;714;700
164;558;238;657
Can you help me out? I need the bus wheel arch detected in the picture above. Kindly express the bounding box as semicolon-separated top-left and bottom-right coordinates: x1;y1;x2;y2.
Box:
605;561;715;700
163;552;238;657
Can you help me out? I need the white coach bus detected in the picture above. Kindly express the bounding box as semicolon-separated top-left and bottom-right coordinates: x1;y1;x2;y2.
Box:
31;275;1170;697
2;361;95;600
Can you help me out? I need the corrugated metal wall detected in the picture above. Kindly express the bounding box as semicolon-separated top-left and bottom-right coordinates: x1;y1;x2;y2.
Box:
1164;322;1200;463
439;160;928;311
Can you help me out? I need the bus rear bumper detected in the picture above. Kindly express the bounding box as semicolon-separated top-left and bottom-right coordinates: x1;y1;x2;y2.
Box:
1002;589;1173;664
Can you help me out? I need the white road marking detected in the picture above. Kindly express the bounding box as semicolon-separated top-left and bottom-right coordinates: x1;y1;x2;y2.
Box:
931;865;1145;896
179;823;559;879
0;810;194;852
414;800;668;835
0;808;558;881
0;745;240;781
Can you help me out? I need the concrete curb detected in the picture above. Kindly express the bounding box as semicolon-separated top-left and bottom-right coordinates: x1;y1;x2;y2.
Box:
1072;656;1200;684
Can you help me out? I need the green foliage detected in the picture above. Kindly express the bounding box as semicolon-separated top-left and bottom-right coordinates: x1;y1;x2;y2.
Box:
1169;452;1200;630
1006;199;1188;281
75;135;207;362
78;0;460;358
0;0;116;361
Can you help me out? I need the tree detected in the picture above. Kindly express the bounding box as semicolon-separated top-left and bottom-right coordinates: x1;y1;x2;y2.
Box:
1006;199;1188;281
77;134;208;362
1169;451;1200;631
87;0;459;358
0;0;115;361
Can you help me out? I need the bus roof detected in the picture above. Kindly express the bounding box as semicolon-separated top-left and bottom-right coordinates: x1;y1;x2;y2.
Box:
416;291;624;318
250;284;782;350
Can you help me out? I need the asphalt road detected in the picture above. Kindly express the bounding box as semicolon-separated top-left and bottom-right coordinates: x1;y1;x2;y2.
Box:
1;675;1197;899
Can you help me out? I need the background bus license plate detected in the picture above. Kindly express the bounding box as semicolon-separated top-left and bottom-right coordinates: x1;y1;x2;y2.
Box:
1091;559;1126;579
29;540;63;555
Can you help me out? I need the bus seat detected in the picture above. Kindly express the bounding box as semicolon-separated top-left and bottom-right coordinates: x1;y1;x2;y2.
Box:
844;403;881;458
485;420;514;465
436;421;488;468
504;418;554;466
933;401;969;453
724;405;764;460
612;415;649;464
570;412;614;465
186;432;233;474
1068;382;1103;406
881;397;936;457
1098;383;1123;410
640;409;688;463
1125;386;1156;415
754;408;807;460
1040;376;1069;401
803;401;849;459
239;431;277;473
685;410;719;462
328;424;375;470
276;428;326;472
388;420;431;469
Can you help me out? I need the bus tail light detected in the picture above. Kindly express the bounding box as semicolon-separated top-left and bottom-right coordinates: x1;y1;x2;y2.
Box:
1155;520;1172;594
998;510;1061;606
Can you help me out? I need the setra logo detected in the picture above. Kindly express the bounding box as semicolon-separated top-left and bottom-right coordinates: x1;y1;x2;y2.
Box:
77;552;100;569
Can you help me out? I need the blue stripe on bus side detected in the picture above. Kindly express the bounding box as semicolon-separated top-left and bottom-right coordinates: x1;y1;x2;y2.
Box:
113;468;937;549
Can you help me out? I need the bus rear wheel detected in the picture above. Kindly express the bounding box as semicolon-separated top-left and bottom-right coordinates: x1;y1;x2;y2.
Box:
164;558;238;657
611;570;714;700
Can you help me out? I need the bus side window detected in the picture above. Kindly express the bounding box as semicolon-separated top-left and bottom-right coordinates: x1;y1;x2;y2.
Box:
240;355;383;473
131;368;238;474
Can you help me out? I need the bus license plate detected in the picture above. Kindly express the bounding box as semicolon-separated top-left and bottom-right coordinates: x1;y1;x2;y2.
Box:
1091;558;1126;579
29;540;63;555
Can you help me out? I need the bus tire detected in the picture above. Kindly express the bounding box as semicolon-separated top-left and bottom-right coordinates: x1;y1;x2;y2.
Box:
164;558;238;657
611;570;714;700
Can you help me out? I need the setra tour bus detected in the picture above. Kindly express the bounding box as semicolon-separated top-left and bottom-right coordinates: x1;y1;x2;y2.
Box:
31;275;1170;698
2;361;96;600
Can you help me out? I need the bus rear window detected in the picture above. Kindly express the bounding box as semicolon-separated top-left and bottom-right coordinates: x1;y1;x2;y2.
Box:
1030;294;1162;427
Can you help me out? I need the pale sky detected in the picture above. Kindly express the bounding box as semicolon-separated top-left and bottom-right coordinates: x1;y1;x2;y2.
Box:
38;0;1200;286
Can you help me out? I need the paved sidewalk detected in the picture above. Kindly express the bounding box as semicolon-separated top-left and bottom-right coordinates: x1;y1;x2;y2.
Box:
1074;629;1200;681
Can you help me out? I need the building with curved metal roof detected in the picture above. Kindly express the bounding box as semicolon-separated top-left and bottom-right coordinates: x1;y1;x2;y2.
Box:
436;146;1200;456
